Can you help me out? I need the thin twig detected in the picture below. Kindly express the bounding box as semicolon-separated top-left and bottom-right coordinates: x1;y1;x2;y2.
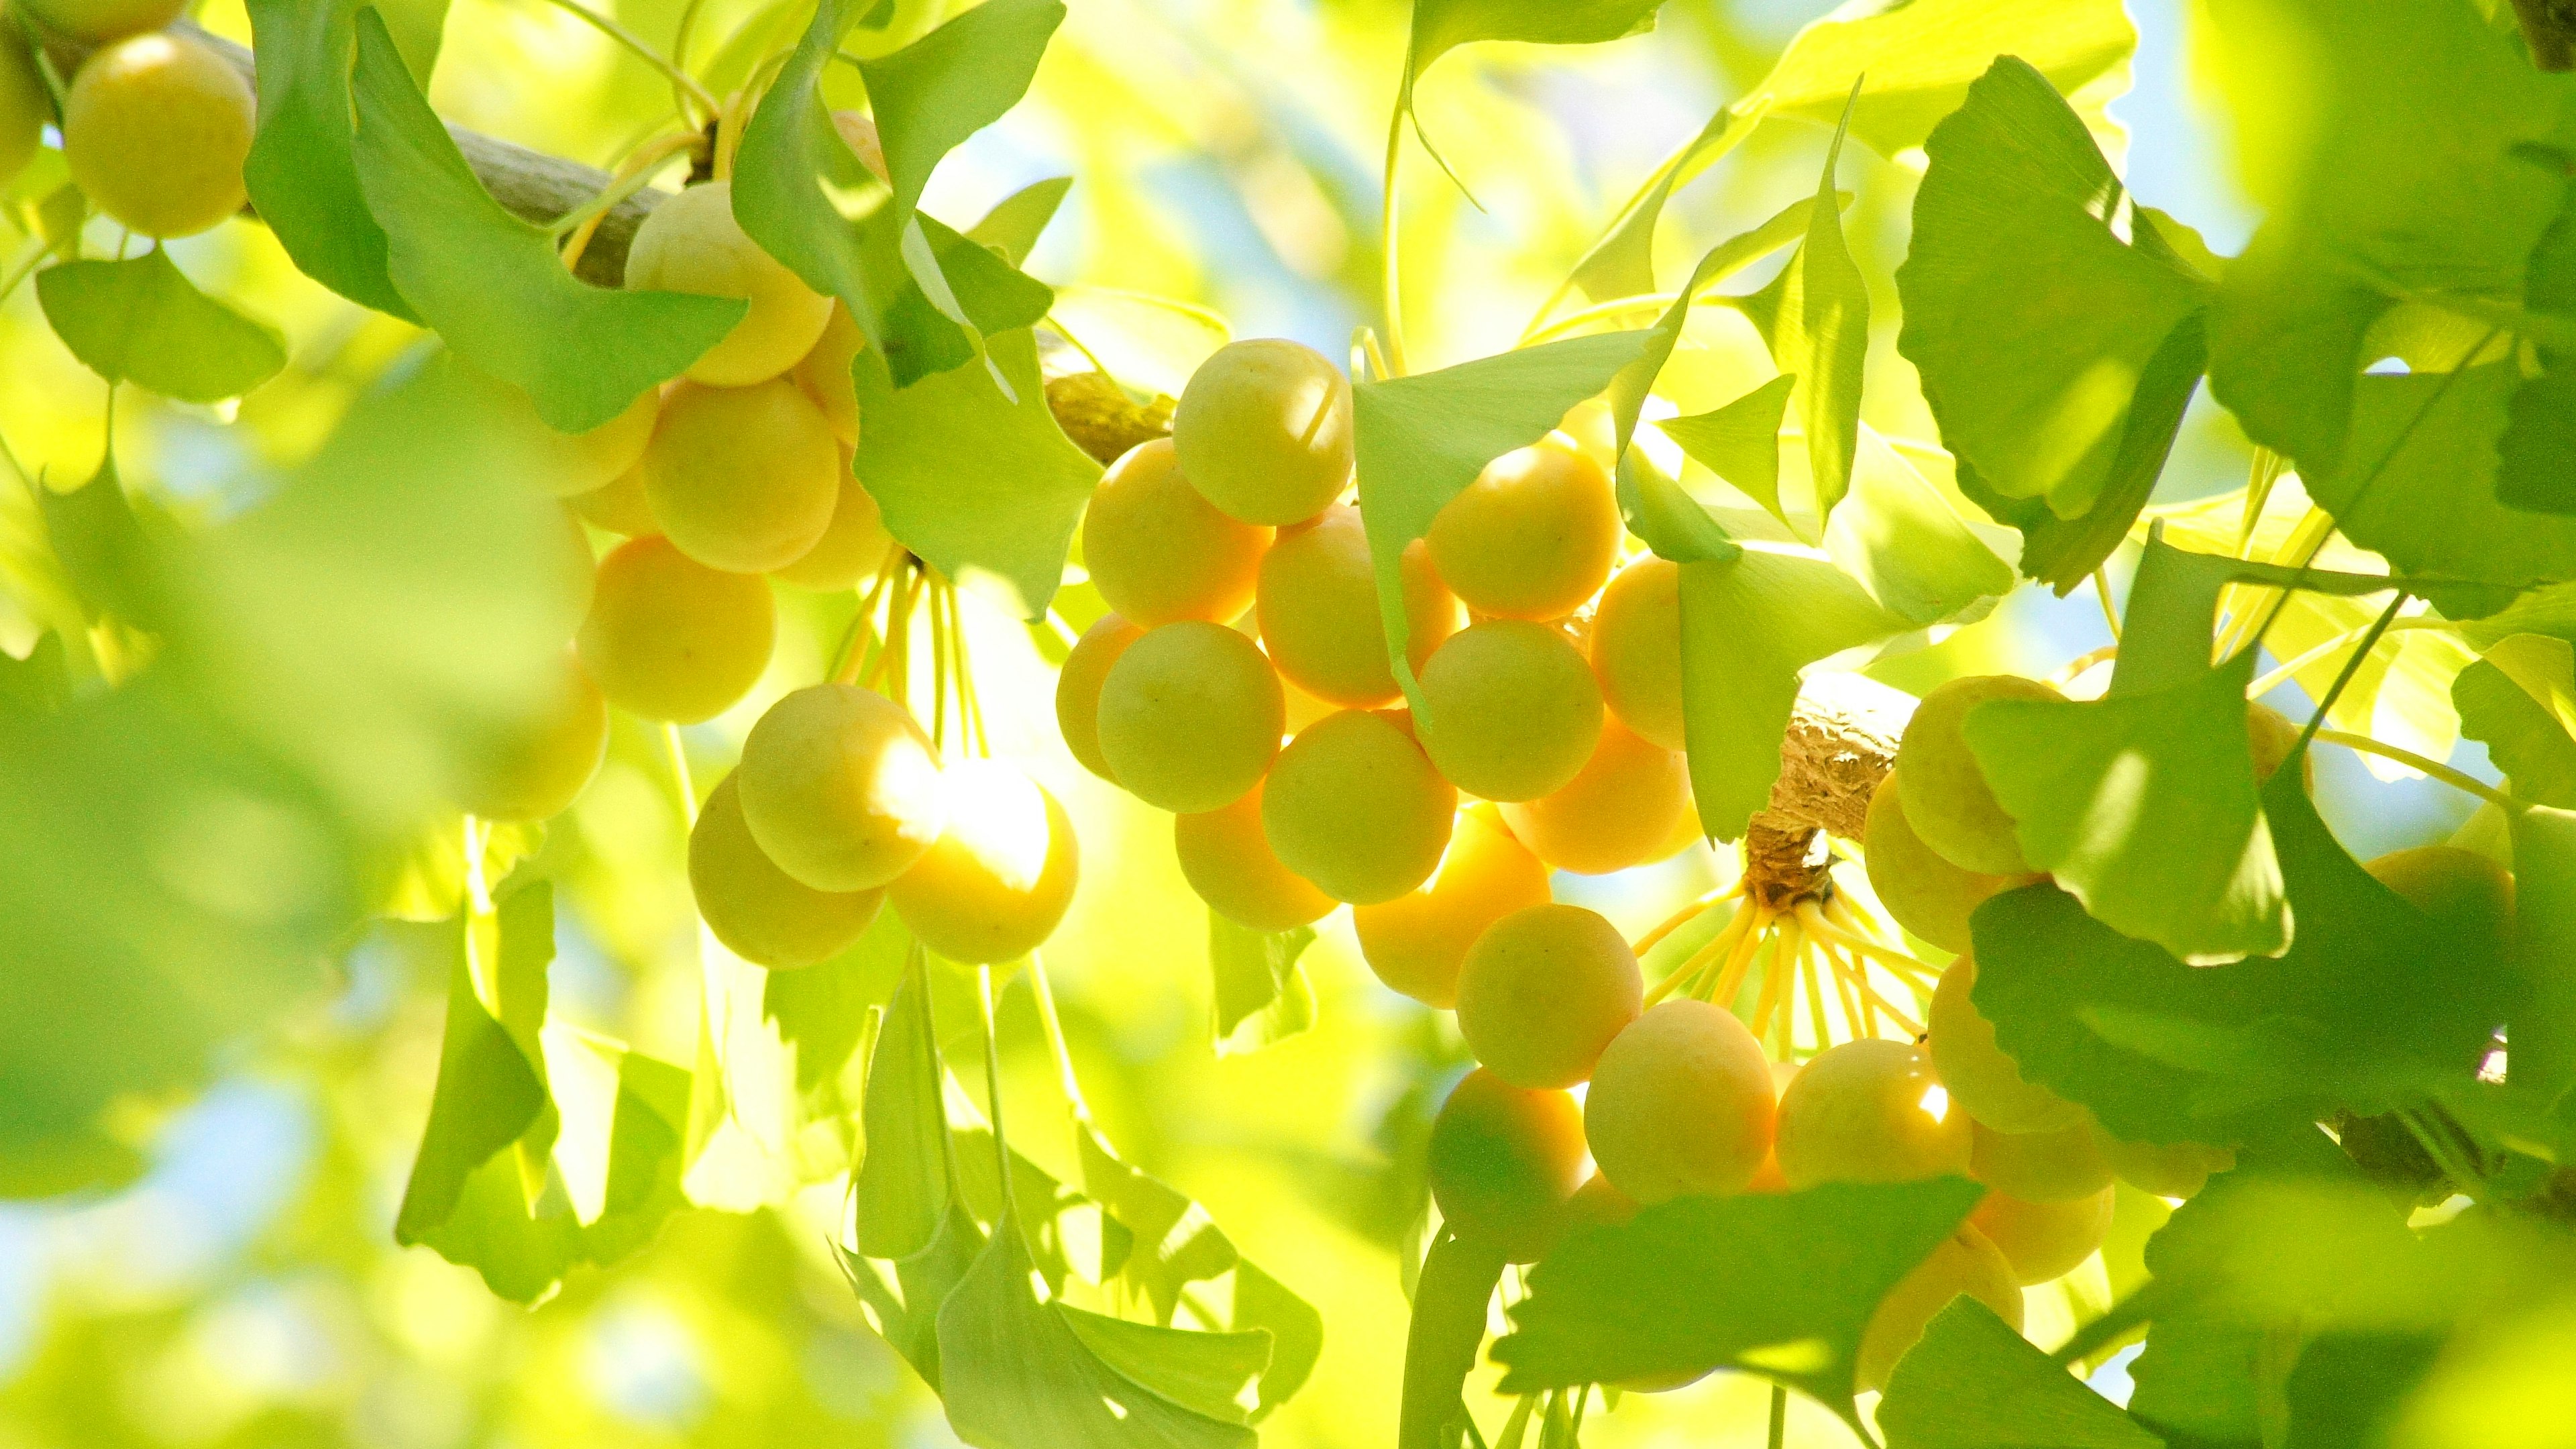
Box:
2312;730;2516;809
533;0;721;115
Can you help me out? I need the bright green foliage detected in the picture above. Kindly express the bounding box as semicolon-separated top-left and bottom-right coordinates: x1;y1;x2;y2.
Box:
1728;107;1868;525
241;0;417;316
1929;953;2084;1135
623;181;833;388
1880;1298;2159;1448
347;11;741;432
1209;912;1320;1055
1660;375;1794;526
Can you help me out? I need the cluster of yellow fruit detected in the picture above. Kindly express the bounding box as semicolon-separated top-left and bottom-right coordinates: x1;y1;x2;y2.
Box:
1054;336;1699;1010
2;0;254;237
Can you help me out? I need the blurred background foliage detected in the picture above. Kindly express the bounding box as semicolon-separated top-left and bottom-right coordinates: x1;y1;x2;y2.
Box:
0;0;2516;1446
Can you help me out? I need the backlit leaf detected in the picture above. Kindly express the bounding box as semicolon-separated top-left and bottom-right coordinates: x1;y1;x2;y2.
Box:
1880;1298;2160;1448
36;251;287;402
1210;914;1316;1056
241;0;416;317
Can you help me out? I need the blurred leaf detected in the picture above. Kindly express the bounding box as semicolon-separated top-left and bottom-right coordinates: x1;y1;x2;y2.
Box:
1353;331;1654;704
2496;362;2576;515
1047;288;1230;400
935;1208;1256;1449
963;174;1071;266
1734;101;1870;526
241;0;417;318
1491;1179;1985;1427
38;450;164;629
1058;1307;1270;1426
2126;1313;2279;1449
853;327;1098;619
378;815;543;922
1210;914;1316;1056
1678;547;1911;841
1879;1298;2159;1448
2508;806;2576;1104
347;11;739;431
36;252;287;402
1822;429;2014;627
0;1122;146;1201
1898;58;2209;527
1619;453;1738;566
1562;0;2134;305
1398;1230;1507;1449
855;953;952;1258
2198;0;2566;481
394;885;555;1248
1662;374;1794;526
2281;1333;2442;1449
1970;766;2517;1144
0;631;66;718
2456;639;2576;808
1400;0;1662;172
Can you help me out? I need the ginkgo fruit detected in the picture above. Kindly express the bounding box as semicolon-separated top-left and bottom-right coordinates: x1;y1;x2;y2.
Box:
887;760;1078;966
1426;1067;1587;1263
1583;1000;1775;1203
1589;557;1685;751
1454;904;1644;1090
737;683;947;893
455;651;608;822
1095;621;1283;812
624;179;833;387
1926;952;2083;1134
643;379;840;574
578;536;775;723
1425;440;1621;621
1083;438;1271;626
1970;1185;2114;1285
794;303;865;445
1262;709;1457;905
62;32;254;239
21;0;184;42
1856;1227;2023;1393
1352;804;1551;1008
1863;769;2037;953
1;33;44;187
1773;1038;1972;1187
1171;338;1354;525
2090;1124;2235;1199
1894;675;2063;875
771;455;894;592
1256;507;1460;708
497;381;658;498
570;466;659;537
1175;781;1337;932
2366;845;2516;955
545;502;599;629
2246;700;2311;790
1970;1118;2112;1204
1055;614;1142;782
1417;621;1604;802
689;773;884;970
1500;716;1691;875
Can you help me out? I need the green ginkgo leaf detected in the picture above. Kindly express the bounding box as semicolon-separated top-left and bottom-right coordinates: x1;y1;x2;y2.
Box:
1661;374;1795;526
36;251;286;403
1880;1299;2161;1449
2455;637;2576;808
346;10;740;431
1210;913;1316;1057
241;0;415;318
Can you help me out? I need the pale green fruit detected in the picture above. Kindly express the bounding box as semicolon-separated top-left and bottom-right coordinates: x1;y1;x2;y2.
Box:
625;180;832;386
1454;904;1642;1090
1857;1227;2022;1392
1426;439;1621;621
1970;1185;2114;1285
1352;804;1549;1008
20;0;184;42
1927;952;2085;1134
1418;620;1604;802
1501;716;1691;875
690;773;884;969
1054;613;1142;783
1095;621;1283;812
1589;557;1684;751
577;536;775;723
1426;1067;1587;1263
1774;1038;1973;1187
1583;999;1775;1203
455;652;608;823
1864;769;2039;953
2090;1124;2235;1199
1175;781;1336;933
498;381;658;499
1894;674;2063;874
737;683;947;893
1;32;44;188
643;379;839;574
1970;1118;2112;1203
771;453;894;592
1084;437;1271;626
1256;506;1460;708
793;303;864;445
1262;709;1456;906
1171;338;1354;525
63;32;253;239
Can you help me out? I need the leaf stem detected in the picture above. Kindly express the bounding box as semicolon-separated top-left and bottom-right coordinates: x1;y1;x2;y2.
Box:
976;962;1015;1210
2291;590;2407;755
2092;568;2123;639
2312;729;2515;809
662;722;698;826
1379;89;1410;376
1768;1384;1788;1449
533;0;721;117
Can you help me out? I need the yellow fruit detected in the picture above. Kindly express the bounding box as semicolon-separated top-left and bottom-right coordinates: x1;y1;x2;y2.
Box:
1970;1118;2112;1203
1894;675;2064;875
578;536;775;722
643;378;839;574
1256;506;1461;708
1352;804;1551;1008
2090;1125;2234;1199
1589;557;1685;751
1418;620;1604;802
689;773;884;969
1856;1226;2023;1393
494;381;658;498
2;33;45;186
1426;1067;1587;1263
2365;845;2516;955
1584;999;1775;1203
887;760;1078;965
1970;1185;2114;1285
1927;953;2084;1134
455;652;608;822
1455;904;1643;1089
19;0;183;42
624;180;832;386
772;455;894;591
2246;700;2312;790
63;32;253;239
1500;716;1691;875
1262;709;1457;905
545;502;598;628
1055;614;1142;782
1083;438;1272;626
1171;338;1354;525
737;683;947;893
569;466;660;537
1864;770;2039;954
794;303;865;445
1175;781;1336;932
1774;1038;1973;1187
1426;441;1621;621
1095;621;1283;812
